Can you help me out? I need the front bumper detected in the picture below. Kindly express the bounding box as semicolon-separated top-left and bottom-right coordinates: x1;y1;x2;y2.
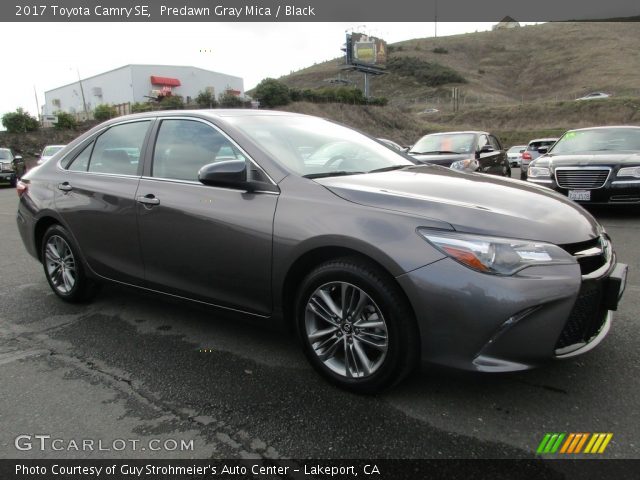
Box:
0;172;16;181
528;177;640;204
397;255;627;372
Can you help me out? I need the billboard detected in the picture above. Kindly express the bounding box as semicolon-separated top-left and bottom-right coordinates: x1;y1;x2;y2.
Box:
346;33;387;69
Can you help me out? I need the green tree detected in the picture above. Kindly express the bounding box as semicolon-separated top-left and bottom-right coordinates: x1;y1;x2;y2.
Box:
93;104;118;121
1;108;39;133
131;102;153;113
253;78;291;108
159;95;185;109
195;90;218;108
218;92;246;108
54;111;77;130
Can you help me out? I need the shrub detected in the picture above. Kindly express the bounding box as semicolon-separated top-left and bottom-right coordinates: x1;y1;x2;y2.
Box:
159;95;184;109
1;108;39;133
218;92;247;108
432;47;448;54
93;104;118;121
131;102;153;113
54;111;77;130
253;78;291;108
388;56;466;86
195;90;218;108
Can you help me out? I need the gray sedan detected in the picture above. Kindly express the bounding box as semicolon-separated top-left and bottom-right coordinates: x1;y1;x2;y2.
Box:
16;110;627;393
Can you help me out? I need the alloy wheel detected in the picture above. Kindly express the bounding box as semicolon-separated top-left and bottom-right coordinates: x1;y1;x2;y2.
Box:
304;281;388;378
45;235;77;294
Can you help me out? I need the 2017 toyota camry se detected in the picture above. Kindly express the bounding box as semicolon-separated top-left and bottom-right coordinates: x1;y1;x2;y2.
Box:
16;110;628;393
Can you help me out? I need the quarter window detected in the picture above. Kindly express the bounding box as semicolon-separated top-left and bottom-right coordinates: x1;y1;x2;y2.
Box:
67;142;93;172
152;119;246;181
86;121;150;175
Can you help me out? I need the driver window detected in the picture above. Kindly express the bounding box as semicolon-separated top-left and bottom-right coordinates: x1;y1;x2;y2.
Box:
152;119;245;181
477;135;490;152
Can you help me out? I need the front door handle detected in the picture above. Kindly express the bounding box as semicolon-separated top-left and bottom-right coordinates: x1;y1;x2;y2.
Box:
136;194;160;206
58;182;73;192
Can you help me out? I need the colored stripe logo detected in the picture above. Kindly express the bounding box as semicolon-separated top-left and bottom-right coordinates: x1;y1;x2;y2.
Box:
537;433;613;454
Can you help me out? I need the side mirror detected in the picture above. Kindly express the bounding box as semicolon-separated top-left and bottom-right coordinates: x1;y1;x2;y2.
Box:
198;160;250;190
537;147;548;154
480;145;494;153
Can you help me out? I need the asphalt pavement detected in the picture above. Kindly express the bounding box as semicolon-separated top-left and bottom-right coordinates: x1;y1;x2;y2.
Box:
0;172;638;460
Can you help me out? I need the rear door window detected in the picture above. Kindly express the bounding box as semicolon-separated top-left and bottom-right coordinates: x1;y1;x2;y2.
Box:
86;121;150;175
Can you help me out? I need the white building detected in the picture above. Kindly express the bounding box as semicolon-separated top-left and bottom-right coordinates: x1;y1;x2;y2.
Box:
44;64;244;115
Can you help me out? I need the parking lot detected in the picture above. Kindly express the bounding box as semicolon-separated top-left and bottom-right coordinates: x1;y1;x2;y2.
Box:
0;171;638;460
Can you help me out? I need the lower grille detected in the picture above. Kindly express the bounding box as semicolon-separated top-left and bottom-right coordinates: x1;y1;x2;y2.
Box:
555;281;607;350
555;168;610;190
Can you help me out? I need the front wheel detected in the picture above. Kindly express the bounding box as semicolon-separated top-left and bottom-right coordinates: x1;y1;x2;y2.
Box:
41;224;99;303
296;258;419;393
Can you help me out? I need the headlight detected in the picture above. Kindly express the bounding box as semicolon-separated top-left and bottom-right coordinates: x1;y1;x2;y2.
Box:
450;159;478;171
417;229;575;275
528;166;550;178
617;166;640;178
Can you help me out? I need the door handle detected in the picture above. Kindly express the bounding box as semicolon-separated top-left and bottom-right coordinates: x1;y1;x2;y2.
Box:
136;194;160;206
58;182;73;192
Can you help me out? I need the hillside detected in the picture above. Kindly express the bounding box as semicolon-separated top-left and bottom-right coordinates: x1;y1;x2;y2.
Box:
281;22;640;108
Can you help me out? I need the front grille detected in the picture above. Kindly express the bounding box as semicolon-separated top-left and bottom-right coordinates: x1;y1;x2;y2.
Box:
561;236;608;276
555;281;607;350
555;168;610;189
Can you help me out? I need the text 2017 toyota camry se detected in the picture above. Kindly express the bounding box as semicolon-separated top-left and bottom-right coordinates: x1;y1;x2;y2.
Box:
16;110;628;393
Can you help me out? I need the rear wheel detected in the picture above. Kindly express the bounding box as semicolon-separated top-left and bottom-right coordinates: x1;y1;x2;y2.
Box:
9;175;17;188
41;224;98;303
296;257;419;393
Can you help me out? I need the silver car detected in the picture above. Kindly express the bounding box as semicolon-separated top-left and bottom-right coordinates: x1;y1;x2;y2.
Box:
16;110;627;393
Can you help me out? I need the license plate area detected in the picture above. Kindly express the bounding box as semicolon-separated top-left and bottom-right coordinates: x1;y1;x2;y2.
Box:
569;190;591;201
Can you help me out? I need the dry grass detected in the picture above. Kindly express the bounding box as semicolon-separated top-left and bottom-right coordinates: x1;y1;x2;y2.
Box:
281;22;640;105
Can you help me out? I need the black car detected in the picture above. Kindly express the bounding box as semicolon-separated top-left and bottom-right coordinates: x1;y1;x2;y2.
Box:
408;131;511;177
527;126;640;204
0;148;26;187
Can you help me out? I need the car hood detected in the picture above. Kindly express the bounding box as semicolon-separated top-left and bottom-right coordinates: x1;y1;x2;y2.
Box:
534;151;640;167
408;153;470;167
315;165;601;245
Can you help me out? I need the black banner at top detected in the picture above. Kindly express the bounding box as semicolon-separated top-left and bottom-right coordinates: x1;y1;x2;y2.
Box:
6;0;640;22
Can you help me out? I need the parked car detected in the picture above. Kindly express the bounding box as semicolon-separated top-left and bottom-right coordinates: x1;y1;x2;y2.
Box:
408;131;511;176
37;145;67;165
507;145;526;167
520;138;558;179
576;92;611;101
17;111;627;392
527;126;640;205
0;148;26;187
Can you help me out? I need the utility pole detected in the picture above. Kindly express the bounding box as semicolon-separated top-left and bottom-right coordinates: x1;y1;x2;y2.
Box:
76;68;88;118
33;85;41;122
434;0;438;38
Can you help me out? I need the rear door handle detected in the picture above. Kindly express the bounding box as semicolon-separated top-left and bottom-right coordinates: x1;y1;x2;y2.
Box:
136;194;160;206
58;182;73;192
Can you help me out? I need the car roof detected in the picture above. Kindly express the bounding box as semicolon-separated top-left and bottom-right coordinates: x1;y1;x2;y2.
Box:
528;138;558;143
422;131;486;136
567;125;640;132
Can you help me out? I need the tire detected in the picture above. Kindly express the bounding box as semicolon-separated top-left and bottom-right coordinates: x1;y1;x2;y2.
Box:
9;175;17;188
41;224;99;303
520;171;527;181
295;257;419;393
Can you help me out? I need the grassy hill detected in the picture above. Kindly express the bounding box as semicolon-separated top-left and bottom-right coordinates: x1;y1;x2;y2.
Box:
281;22;640;109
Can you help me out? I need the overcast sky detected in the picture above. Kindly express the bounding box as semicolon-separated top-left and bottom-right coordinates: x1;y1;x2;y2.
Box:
0;22;532;119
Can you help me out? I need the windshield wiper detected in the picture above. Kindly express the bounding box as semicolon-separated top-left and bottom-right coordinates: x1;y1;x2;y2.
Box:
367;165;411;173
303;171;365;179
409;150;461;155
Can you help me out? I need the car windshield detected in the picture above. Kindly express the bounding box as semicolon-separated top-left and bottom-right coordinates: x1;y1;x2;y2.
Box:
550;128;640;154
225;115;414;177
42;146;65;156
409;133;475;154
528;141;556;151
0;150;10;160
